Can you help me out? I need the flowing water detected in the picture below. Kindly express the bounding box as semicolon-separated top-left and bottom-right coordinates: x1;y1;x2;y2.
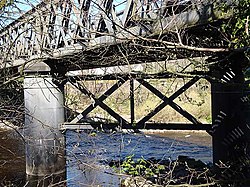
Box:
66;130;212;186
0;129;212;186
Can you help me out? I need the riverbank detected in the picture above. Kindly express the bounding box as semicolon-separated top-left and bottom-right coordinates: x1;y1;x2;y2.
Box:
119;155;214;187
142;130;212;147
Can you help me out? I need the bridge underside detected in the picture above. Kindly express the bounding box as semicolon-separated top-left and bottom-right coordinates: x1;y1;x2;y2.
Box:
0;20;230;132
46;22;228;132
1;22;234;132
46;22;227;72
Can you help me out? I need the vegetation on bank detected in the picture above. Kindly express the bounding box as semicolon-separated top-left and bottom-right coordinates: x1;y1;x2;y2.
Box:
0;0;12;10
109;154;250;187
116;155;212;186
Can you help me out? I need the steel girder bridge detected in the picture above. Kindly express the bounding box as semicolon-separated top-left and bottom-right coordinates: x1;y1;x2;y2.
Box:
0;0;250;184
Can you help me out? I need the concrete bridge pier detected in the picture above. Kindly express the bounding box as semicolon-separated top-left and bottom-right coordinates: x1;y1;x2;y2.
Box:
23;62;66;178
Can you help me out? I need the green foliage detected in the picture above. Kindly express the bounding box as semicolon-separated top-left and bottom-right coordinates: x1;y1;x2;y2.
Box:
0;0;14;10
89;132;97;137
0;0;7;9
120;155;165;177
220;0;250;48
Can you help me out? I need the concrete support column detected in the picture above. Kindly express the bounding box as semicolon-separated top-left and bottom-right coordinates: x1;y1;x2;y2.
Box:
23;62;65;176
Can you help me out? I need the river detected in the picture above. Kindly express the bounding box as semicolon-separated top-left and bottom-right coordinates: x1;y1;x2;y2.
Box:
0;129;212;186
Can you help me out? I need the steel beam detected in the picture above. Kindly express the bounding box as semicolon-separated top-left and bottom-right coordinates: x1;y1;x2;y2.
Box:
69;77;128;123
209;53;250;182
67;71;206;81
68;77;129;126
130;78;135;124
66;75;210;131
62;122;211;131
136;77;200;125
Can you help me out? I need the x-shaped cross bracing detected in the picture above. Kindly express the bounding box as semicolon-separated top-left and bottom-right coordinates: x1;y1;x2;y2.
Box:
68;75;202;129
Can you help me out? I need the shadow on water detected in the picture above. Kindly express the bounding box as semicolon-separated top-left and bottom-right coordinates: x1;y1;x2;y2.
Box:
26;173;66;187
0;129;67;187
0;129;26;186
0;129;212;186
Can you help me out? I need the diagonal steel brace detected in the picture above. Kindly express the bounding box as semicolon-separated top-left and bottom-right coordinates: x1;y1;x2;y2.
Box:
136;77;201;126
68;77;129;125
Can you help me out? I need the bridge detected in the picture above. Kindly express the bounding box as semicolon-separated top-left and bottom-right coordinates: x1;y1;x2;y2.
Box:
1;0;250;185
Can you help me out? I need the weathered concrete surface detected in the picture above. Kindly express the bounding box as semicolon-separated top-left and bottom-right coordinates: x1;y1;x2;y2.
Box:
24;75;65;176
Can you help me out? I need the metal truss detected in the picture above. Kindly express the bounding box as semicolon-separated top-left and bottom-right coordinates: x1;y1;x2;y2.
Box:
66;72;211;131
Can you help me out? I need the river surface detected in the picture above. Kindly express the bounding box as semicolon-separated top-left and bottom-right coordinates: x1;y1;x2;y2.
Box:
0;129;212;186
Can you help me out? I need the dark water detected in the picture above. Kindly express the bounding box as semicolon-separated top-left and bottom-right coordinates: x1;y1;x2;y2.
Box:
0;129;212;186
0;129;26;186
66;130;212;186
